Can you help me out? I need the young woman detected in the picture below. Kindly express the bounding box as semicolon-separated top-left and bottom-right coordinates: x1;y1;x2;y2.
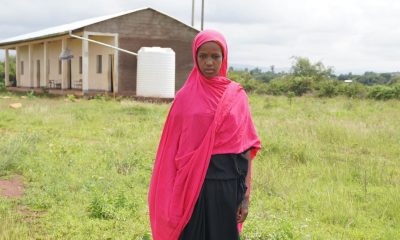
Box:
149;29;261;240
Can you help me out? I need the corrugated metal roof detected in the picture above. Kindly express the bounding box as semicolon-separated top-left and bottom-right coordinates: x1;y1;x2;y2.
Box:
0;7;198;47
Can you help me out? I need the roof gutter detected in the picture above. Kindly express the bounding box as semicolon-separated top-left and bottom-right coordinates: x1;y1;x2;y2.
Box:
68;30;137;56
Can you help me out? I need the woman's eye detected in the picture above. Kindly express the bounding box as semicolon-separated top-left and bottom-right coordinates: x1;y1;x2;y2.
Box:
199;54;207;59
212;55;221;60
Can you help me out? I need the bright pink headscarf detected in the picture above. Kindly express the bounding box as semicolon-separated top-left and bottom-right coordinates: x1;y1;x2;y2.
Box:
148;29;261;240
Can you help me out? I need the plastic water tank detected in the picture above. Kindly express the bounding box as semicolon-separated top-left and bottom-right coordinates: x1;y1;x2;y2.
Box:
137;47;175;98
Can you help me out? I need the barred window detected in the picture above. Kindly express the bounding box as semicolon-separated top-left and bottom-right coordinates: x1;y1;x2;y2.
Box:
79;56;83;74
96;55;102;74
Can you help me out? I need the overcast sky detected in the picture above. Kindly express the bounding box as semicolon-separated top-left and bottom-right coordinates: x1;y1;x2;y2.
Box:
0;0;399;74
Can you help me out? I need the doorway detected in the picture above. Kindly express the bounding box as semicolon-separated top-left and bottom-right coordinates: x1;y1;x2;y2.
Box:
68;59;72;89
36;60;40;87
108;54;114;92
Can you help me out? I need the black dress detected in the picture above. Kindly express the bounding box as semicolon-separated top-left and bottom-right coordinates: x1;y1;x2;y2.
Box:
179;152;249;240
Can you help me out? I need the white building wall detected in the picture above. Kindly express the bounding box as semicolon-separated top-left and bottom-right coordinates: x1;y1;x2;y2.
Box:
88;35;114;91
32;43;44;87
11;34;116;91
18;46;30;87
68;39;82;88
47;40;62;87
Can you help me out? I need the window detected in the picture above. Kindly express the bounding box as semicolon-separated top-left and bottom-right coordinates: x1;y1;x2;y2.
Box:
79;56;83;74
58;60;62;75
36;60;40;79
47;59;50;75
96;55;102;74
21;61;24;75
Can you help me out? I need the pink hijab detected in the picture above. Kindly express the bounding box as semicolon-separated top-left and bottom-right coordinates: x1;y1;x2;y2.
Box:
148;29;261;240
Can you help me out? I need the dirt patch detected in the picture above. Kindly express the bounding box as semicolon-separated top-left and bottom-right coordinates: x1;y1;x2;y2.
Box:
0;175;46;220
17;205;46;222
0;175;24;198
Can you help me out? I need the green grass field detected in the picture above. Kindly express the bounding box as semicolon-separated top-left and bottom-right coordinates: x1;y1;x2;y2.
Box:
0;91;399;239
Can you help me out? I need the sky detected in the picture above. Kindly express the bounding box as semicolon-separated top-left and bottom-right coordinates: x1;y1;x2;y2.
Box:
0;0;399;74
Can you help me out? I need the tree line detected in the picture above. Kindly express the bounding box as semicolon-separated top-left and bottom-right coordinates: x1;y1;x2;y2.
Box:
1;56;400;99
229;57;400;100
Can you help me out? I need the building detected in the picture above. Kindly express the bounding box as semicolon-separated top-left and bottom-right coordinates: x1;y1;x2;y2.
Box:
0;7;199;96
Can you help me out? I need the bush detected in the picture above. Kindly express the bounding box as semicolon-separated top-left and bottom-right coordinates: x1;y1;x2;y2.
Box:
367;85;396;100
228;68;400;101
393;84;400;99
66;94;77;102
316;80;339;97
287;76;313;96
88;191;137;220
266;76;313;96
254;82;269;95
339;82;367;99
0;72;4;91
267;78;289;96
230;72;270;94
26;90;36;99
240;78;262;93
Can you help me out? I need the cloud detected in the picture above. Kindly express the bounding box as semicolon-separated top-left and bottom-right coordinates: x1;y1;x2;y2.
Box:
1;0;399;73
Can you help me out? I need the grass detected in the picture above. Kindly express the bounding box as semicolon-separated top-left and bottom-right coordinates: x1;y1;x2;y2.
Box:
0;91;399;239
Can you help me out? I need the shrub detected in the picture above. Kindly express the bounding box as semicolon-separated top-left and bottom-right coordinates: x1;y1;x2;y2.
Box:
0;81;5;92
88;191;137;220
0;72;4;91
287;76;313;96
367;85;396;100
254;83;269;95
393;84;400;99
26;90;36;99
88;194;115;219
267;78;289;96
339;82;367;99
317;80;339;98
66;94;77;102
266;76;313;96
240;78;262;93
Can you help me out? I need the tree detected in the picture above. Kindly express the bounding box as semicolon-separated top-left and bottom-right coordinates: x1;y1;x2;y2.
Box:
338;72;354;81
0;56;16;86
290;56;333;81
0;61;4;85
356;71;393;85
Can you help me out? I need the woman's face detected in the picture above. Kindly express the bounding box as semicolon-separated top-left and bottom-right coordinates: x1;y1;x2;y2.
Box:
196;41;223;78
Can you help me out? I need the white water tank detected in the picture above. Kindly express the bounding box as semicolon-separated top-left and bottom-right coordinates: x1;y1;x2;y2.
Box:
137;47;175;98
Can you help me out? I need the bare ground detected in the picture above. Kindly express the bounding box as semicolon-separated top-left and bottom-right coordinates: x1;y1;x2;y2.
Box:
0;175;24;198
0;175;45;220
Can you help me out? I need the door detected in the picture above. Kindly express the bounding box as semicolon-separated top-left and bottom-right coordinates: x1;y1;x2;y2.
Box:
68;59;72;89
108;54;114;92
36;60;40;87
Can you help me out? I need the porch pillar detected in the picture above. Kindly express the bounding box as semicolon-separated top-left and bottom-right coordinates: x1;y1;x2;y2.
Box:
28;44;33;88
43;41;48;87
82;32;89;93
113;35;118;93
61;38;68;89
4;49;10;87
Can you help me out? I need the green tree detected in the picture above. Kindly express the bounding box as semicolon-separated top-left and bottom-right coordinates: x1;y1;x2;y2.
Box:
0;61;4;88
0;56;16;87
337;72;354;81
290;56;333;82
356;71;393;85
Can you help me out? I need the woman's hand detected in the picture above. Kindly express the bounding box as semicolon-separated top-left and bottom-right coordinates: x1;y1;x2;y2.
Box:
236;197;249;223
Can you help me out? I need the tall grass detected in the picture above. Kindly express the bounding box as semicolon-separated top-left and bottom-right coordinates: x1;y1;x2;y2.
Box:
0;92;399;239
